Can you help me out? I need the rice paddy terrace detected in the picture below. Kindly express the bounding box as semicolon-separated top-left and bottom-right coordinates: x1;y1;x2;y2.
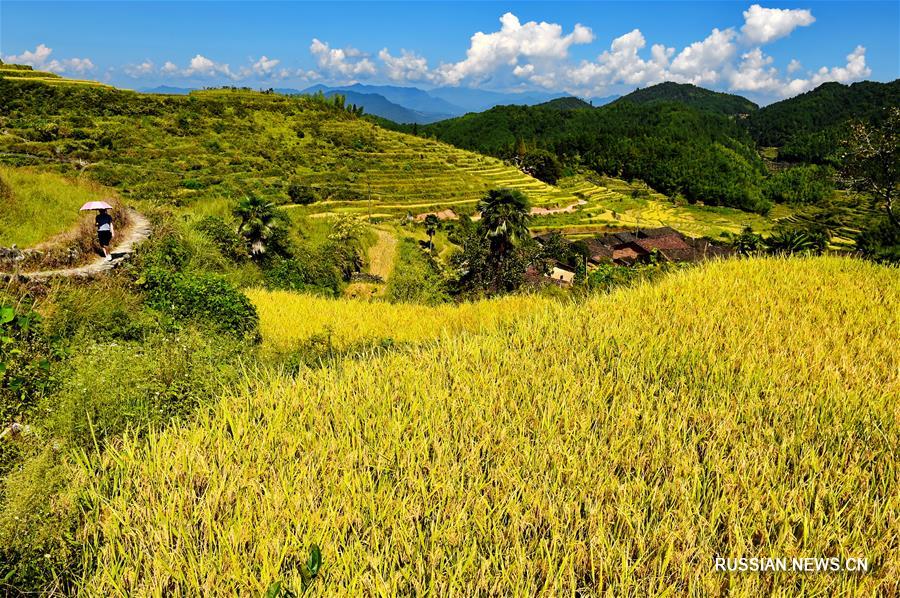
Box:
0;72;794;240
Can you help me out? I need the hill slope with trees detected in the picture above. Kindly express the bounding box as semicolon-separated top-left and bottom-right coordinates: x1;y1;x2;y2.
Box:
413;99;770;213
748;79;900;163
614;81;759;115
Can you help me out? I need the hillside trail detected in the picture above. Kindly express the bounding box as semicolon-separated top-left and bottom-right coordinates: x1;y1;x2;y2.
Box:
2;209;151;281
343;226;398;300
368;227;398;281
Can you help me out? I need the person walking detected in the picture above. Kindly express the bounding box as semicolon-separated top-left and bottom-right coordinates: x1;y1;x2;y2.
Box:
95;208;115;260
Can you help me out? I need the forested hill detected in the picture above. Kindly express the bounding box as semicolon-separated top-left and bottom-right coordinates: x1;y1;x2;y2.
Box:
747;80;900;163
537;97;594;110
411;100;770;213
614;81;759;115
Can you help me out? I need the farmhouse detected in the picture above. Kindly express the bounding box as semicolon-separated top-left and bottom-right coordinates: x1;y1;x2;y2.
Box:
542;226;732;268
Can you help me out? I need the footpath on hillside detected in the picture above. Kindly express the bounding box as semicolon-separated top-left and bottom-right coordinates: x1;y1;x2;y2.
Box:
1;209;151;281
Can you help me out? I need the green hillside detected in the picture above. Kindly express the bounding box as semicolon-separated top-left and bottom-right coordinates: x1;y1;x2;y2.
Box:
0;72;792;240
615;81;758;115
414;100;771;213
749;80;900;147
537;96;594;110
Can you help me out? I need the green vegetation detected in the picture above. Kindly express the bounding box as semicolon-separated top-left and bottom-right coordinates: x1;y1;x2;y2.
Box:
0;166;108;247
615;81;759;115
748;80;900;162
414;100;771;213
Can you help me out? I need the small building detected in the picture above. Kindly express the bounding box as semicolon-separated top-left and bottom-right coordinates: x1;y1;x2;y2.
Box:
414;209;458;222
550;265;576;287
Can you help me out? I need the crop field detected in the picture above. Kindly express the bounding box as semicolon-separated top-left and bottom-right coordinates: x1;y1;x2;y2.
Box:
0;165;109;247
247;288;552;356
80;257;899;595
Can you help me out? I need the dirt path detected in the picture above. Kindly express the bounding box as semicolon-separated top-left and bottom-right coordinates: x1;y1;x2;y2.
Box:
1;209;151;281
367;228;398;281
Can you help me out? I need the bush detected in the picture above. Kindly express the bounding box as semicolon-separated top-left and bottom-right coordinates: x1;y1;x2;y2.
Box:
263;252;342;297
286;180;317;205
194;215;248;262
855;218;900;263
520;149;563;185
0;328;243;590
141;267;260;340
0;302;54;430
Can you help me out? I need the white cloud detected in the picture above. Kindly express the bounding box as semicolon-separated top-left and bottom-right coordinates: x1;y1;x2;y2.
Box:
741;4;815;45
161;61;179;74
310;38;376;78
433;12;593;85
185;54;227;77
669;28;737;84
729;48;781;92
4;43;95;75
782;45;870;96
378;49;432;82
251;55;280;75
786;58;802;73
124;60;155;77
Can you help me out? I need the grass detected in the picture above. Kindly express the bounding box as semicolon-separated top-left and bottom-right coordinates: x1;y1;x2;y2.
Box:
0;166;109;247
78;256;899;594
246;288;551;356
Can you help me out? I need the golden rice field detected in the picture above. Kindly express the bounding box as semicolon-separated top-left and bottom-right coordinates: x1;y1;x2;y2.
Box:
246;288;552;355
79;257;899;595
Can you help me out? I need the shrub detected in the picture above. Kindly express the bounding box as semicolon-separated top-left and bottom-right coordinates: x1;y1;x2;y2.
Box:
386;240;449;305
286;180;317;205
194;215;248;262
141;267;260;340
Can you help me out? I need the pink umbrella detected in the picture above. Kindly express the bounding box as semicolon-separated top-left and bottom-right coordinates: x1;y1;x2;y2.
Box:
80;200;113;211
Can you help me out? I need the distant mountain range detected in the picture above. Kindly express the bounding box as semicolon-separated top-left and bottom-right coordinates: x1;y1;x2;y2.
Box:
139;82;618;124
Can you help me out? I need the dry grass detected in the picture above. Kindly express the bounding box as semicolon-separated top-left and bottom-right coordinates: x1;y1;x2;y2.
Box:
79;257;899;595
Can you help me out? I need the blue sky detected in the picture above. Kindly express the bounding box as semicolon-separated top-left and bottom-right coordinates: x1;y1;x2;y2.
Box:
2;1;897;103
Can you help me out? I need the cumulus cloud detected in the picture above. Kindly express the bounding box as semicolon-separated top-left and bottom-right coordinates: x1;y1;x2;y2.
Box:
4;43;95;74
433;12;593;85
669;28;737;84
729;48;781;93
782;45;870;96
730;45;870;97
378;49;432;82
741;4;815;45
251;56;280;75
310;38;376;78
124;60;155;77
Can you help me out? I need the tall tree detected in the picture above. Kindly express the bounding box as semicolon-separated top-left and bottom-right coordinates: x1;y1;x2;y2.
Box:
477;188;531;258
841;107;900;228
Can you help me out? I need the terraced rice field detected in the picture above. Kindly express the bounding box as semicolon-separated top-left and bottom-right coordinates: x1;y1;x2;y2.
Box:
287;126;582;219
532;176;792;239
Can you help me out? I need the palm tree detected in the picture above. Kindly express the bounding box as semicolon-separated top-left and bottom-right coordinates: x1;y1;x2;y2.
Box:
477;188;531;257
233;194;278;257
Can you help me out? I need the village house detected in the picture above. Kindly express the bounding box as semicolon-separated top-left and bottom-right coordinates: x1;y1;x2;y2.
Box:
541;226;732;270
